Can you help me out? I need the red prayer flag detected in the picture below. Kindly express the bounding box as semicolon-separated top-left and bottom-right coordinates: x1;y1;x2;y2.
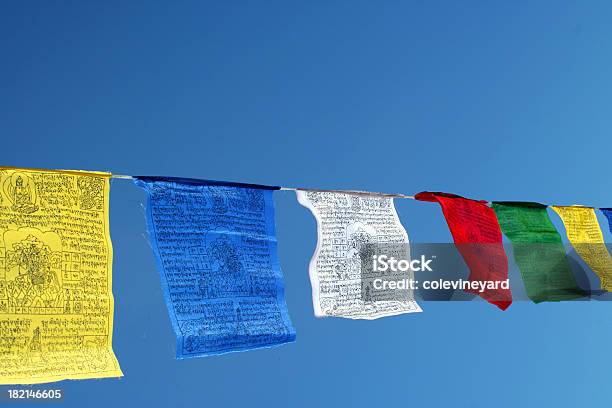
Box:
415;192;512;310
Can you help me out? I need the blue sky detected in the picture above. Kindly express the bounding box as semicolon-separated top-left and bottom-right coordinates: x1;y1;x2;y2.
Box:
1;2;612;407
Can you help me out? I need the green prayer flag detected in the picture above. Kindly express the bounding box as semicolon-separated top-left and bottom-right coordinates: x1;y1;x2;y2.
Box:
492;202;585;302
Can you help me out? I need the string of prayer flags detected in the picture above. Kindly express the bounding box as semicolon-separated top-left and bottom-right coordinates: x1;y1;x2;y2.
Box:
297;190;421;319
551;206;612;291
3;163;612;384
492;202;585;302
134;176;296;358
414;192;512;310
601;209;612;234
0;167;122;384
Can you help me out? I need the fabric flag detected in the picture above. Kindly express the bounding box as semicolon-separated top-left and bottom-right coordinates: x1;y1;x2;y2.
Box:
134;176;295;357
415;192;512;310
551;206;612;291
297;190;421;319
601;208;612;234
0;167;122;384
492;202;585;302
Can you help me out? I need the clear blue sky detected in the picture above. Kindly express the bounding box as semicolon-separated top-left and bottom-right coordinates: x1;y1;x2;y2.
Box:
1;1;612;407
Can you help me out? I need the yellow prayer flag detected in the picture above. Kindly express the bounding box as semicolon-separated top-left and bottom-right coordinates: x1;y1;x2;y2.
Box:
551;205;612;291
0;167;122;384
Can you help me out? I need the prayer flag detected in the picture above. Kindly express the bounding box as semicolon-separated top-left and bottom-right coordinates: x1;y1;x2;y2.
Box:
0;167;122;384
134;176;295;357
601;208;612;234
492;202;585;302
551;206;612;291
415;192;512;310
297;190;421;319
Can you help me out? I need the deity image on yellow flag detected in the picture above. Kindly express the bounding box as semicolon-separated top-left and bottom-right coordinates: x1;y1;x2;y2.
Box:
0;167;122;384
552;205;612;291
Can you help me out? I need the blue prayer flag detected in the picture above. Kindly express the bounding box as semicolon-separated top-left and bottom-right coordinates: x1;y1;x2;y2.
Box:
601;208;612;234
134;176;295;358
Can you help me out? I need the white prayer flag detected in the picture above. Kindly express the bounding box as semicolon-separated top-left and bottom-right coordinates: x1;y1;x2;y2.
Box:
297;191;422;319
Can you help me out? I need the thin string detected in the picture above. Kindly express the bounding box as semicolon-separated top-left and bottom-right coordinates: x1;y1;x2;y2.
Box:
281;186;415;200
111;174;415;199
111;174;598;207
